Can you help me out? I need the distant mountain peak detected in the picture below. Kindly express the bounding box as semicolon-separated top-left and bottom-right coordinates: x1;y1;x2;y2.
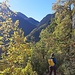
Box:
17;12;28;19
26;13;55;42
27;17;39;26
17;12;39;26
0;2;37;36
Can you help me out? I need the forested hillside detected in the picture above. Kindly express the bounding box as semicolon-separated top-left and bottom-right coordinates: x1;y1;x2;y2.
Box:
0;0;75;75
26;14;55;42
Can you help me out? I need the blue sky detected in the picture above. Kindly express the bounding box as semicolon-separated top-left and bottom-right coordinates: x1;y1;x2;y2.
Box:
0;0;56;21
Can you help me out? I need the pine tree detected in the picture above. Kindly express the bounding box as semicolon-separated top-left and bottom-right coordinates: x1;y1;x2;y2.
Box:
52;0;75;75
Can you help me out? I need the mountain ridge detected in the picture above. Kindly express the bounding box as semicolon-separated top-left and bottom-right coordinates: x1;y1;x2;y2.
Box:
0;2;39;36
26;14;55;42
0;2;54;41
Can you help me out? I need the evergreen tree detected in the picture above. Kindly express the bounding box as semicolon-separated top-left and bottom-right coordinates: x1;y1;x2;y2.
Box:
52;0;75;75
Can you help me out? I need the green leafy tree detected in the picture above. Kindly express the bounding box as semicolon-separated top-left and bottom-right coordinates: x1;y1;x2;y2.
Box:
0;1;33;75
52;0;75;75
30;18;58;75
